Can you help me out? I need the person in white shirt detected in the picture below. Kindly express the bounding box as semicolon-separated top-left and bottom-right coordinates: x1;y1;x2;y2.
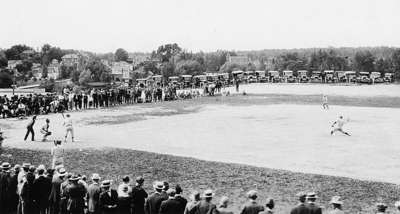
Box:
51;140;64;168
322;94;329;110
331;116;351;136
63;114;74;142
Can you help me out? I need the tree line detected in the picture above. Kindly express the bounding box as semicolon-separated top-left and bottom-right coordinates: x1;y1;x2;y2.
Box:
0;44;399;88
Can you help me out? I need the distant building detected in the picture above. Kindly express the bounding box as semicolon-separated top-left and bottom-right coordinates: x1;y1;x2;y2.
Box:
31;63;43;79
111;61;133;82
47;59;61;79
61;54;80;67
227;54;249;65
7;60;22;70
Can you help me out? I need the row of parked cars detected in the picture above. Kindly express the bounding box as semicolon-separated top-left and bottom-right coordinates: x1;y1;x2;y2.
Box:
232;70;394;84
134;70;395;89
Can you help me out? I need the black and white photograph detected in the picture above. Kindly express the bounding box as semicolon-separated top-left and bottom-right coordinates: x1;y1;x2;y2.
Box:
0;0;400;213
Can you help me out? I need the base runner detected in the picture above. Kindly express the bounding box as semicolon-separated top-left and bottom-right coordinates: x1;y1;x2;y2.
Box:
330;116;351;136
63;114;74;142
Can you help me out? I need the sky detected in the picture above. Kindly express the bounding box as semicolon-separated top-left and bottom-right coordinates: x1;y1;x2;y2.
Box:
1;0;399;53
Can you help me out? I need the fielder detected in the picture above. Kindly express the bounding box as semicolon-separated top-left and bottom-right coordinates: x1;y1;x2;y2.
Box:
322;94;329;109
330;116;351;136
63;114;74;142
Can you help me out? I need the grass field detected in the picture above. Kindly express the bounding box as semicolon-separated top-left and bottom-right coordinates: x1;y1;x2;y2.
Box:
1;147;400;214
1;84;400;213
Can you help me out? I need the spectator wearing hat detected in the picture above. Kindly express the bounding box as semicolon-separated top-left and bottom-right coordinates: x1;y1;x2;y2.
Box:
174;184;187;214
195;189;218;214
184;191;201;214
20;170;36;214
117;176;132;214
239;190;265;214
65;174;87;214
99;180;118;214
216;196;234;214
306;192;322;214
131;176;148;214
87;173;102;214
9;164;21;214
160;181;169;200
260;198;275;214
49;168;66;214
33;165;52;214
159;188;181;214
290;192;308;214
145;181;167;214
376;203;388;214
59;173;72;214
328;196;344;214
0;162;13;213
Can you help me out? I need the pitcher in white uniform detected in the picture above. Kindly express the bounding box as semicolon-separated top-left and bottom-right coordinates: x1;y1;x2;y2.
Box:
63;114;74;142
330;116;351;136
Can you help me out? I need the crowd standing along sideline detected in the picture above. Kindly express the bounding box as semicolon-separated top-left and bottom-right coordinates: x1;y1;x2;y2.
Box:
0;160;399;214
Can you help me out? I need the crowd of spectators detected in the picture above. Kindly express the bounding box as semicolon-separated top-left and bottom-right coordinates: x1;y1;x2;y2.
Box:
0;162;398;214
0;85;203;119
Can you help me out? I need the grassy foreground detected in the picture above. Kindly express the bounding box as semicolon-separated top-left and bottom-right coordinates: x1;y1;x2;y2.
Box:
1;147;399;214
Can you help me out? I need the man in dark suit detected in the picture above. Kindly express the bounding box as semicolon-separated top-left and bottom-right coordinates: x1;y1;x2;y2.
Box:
48;168;66;214
305;192;322;214
239;190;264;214
65;174;87;214
196;189;218;214
131;176;148;214
174;184;187;214
0;162;13;213
159;189;181;214
290;192;309;214
87;173;102;214
33;165;52;214
99;180;118;214
145;181;167;214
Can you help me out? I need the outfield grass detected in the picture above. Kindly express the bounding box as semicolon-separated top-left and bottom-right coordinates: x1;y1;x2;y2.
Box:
1;147;399;214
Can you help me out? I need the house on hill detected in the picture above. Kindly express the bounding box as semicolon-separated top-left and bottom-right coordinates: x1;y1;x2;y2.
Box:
47;59;61;79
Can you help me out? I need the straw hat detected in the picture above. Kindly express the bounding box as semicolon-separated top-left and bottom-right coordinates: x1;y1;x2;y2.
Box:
247;190;258;199
101;180;111;188
329;196;343;205
306;192;318;199
91;173;101;180
153;181;164;190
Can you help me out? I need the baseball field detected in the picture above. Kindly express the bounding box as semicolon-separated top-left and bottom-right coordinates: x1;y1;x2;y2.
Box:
1;83;400;213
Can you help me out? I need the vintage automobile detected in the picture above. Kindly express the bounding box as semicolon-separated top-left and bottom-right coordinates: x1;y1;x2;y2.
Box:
283;70;296;83
310;71;322;83
384;73;394;83
268;71;281;83
232;70;244;83
324;70;334;83
344;71;357;83
370;72;384;84
151;75;163;86
168;76;180;88
357;72;371;84
244;71;257;83
218;73;230;85
297;70;309;83
194;75;207;87
136;78;148;88
180;75;193;88
335;71;346;83
255;71;267;83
